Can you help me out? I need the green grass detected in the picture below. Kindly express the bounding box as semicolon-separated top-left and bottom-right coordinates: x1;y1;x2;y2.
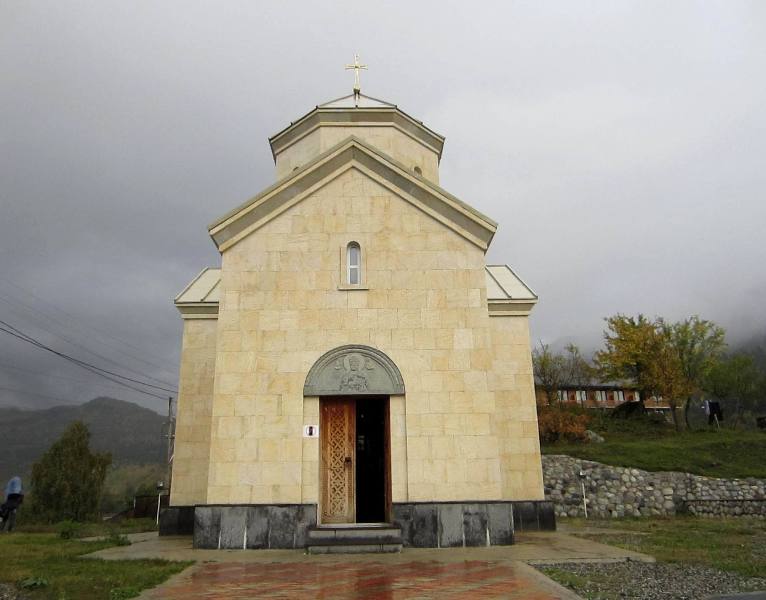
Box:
542;429;766;478
16;518;158;537
567;517;766;578
538;566;620;600
0;533;190;600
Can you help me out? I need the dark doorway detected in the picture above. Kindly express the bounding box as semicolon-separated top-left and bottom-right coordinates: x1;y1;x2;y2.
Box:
355;397;388;523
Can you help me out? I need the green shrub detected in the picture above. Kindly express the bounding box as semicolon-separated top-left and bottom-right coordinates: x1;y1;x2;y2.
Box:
58;520;82;539
537;405;591;443
106;527;131;546
109;587;141;600
19;576;49;589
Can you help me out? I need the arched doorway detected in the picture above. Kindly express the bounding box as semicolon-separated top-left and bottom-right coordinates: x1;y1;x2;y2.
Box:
304;345;405;525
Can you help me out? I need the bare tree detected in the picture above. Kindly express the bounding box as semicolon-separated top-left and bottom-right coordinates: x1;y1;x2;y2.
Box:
565;344;593;407
532;342;567;406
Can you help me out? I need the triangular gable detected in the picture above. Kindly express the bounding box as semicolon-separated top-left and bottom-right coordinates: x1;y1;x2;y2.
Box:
209;136;497;252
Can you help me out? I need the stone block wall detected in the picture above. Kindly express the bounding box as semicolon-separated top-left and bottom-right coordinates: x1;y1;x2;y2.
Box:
170;318;217;506
543;455;766;519
206;167;543;506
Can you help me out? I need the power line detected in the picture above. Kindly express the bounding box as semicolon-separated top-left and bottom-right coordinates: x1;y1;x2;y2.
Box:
0;277;179;372
0;320;176;393
0;321;173;400
0;293;178;387
0;359;146;396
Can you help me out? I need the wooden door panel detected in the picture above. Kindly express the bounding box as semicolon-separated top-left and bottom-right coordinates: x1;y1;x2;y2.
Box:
320;398;355;523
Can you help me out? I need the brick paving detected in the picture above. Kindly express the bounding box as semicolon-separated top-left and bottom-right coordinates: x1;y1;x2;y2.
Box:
141;559;567;599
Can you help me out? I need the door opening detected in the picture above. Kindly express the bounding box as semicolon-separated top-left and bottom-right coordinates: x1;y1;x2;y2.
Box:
355;398;388;522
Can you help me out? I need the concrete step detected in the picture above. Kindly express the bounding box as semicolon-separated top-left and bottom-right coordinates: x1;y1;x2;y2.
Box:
307;543;402;554
306;525;402;554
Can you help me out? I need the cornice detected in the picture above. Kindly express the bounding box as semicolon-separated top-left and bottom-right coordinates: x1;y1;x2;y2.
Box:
268;106;445;163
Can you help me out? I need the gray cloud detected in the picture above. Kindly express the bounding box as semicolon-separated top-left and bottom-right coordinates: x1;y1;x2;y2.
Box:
1;1;764;411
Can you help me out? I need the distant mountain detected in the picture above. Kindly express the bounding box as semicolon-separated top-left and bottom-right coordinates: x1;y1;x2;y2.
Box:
0;397;166;486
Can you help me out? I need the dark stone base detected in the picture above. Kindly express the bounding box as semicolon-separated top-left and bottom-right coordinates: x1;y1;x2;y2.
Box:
512;500;556;531
187;500;554;550
159;506;195;536
392;502;516;547
193;504;316;549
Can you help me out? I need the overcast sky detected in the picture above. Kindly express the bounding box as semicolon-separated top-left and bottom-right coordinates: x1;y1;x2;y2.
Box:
1;1;764;412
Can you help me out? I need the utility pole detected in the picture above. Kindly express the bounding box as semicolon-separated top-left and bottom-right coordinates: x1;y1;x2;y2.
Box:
164;396;175;491
156;397;175;525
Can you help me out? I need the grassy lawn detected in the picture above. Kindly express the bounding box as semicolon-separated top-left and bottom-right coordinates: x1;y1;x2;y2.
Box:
542;429;766;479
0;533;190;600
567;516;766;578
15;518;159;537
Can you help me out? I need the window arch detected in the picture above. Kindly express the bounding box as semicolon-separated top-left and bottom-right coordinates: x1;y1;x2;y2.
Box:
413;166;422;176
346;242;361;285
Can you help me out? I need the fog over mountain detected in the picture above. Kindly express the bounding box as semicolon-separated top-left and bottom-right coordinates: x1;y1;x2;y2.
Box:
1;2;764;410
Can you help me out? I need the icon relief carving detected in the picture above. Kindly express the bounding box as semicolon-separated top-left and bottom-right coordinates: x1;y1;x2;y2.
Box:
339;354;374;392
304;345;404;396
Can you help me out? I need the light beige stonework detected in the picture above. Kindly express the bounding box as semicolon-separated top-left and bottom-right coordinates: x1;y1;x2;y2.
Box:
275;125;440;183
170;93;544;509
170;319;216;506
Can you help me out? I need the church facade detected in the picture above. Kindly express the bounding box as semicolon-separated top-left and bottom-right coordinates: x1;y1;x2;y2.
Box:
163;92;553;549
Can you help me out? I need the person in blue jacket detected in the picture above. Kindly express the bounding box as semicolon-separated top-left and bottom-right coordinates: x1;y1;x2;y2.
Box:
0;476;24;532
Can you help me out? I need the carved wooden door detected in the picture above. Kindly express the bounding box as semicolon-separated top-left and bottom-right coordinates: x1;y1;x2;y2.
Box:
320;398;355;523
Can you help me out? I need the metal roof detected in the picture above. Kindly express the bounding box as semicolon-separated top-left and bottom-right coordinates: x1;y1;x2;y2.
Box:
485;265;537;300
176;265;534;310
174;268;221;304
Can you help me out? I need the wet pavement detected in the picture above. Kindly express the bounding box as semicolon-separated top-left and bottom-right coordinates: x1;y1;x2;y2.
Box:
138;559;575;599
84;531;652;599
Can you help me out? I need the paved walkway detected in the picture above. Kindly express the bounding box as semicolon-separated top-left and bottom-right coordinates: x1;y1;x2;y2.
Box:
139;559;572;599
86;531;652;599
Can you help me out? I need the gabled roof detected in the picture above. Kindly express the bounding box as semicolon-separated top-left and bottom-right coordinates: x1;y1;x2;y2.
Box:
209;136;497;252
175;266;535;318
268;94;445;162
485;264;537;316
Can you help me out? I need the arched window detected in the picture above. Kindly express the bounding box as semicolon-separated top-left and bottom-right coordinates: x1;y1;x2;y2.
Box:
346;242;361;285
413;166;422;176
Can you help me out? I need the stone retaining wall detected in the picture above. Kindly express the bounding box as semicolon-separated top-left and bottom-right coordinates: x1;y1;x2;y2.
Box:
543;455;766;519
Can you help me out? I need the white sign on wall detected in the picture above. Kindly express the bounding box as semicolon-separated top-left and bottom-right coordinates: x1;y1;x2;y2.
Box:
303;424;319;438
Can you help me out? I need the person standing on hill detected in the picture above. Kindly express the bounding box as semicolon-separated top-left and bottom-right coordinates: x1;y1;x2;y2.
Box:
0;476;24;532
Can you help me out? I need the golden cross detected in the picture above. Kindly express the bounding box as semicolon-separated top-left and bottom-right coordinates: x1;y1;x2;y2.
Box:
345;54;368;105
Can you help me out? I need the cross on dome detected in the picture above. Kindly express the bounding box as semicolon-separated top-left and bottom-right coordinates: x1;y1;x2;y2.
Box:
344;54;368;106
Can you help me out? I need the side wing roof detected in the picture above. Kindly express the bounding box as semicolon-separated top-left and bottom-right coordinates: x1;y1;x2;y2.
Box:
175;266;536;317
485;265;538;316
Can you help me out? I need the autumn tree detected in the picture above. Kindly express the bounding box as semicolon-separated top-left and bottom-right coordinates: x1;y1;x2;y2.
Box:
594;314;657;406
595;314;692;431
29;421;112;522
532;342;567;405
705;354;762;428
645;323;693;431
667;316;726;430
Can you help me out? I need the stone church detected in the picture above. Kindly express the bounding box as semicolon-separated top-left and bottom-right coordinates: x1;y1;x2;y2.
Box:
162;85;553;550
